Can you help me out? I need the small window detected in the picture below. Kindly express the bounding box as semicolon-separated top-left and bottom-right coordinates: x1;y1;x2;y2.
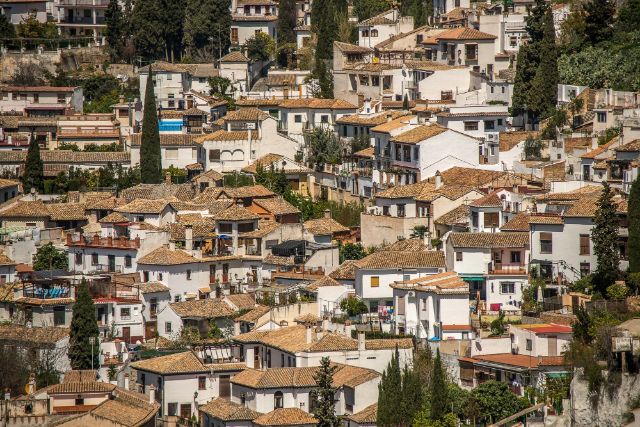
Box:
158;273;163;281
198;376;206;390
125;255;132;268
167;73;173;80
165;322;172;333
484;120;495;130
120;307;131;319
209;149;221;161
274;391;284;408
500;282;515;294
75;252;82;265
165;148;178;159
370;276;380;287
510;251;521;263
579;234;590;255
167;403;178;416
294;114;302;123
540;232;552;254
320;115;329;123
33;93;39;103
580;262;590;277
397;204;405;217
186;269;192;280
596;112;607;123
526;339;532;351
75;397;85;405
57;93;66;104
91;253;99;265
456;252;463;262
464;121;479;131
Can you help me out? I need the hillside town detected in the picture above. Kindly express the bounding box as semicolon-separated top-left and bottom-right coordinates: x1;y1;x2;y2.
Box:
0;0;639;426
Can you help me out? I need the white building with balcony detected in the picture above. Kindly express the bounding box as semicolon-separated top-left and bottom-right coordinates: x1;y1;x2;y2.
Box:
56;0;108;44
0;86;83;115
230;0;278;46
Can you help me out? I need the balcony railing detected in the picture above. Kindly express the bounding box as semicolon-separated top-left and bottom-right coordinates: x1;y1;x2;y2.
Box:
67;233;140;249
58;0;109;7
489;263;527;275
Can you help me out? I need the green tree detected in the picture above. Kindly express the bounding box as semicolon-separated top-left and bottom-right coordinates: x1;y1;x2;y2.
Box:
583;0;615;46
105;0;124;61
68;281;100;370
592;181;620;295
401;0;430;27
490;310;507;335
140;72;162;183
313;356;340;427
131;0;166;61
377;347;402;426
339;242;367;263
0;13;15;40
23;134;43;193
183;0;231;61
277;0;297;67
353;0;390;21
339;295;368;317
254;163;290;196
33;242;68;271
528;7;558;119
606;281;628;299
15;12;58;39
470;381;529;425
410;225;428;239
306;127;343;170
628;177;640;272
315;58;334;98
511;45;539;118
401;364;423;425
615;0;640;33
430;349;449;420
245;32;275;62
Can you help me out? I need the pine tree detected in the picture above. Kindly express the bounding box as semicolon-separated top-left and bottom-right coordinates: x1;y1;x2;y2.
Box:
430;349;449;420
528;7;558;119
277;0;297;67
68;280;100;370
140;72;162;184
377;347;402;426
583;0;615;46
23;134;43;194
629;178;640;272
592;181;620;295
105;0;124;61
313;356;340;427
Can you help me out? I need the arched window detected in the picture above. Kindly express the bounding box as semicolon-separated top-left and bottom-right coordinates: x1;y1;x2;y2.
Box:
274;391;284;409
371;29;379;37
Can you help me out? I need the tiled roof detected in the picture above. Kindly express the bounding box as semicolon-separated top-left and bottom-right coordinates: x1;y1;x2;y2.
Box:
169;298;236;318
434;204;470;226
262;254;296;266
199;398;261;421
98;212;129;223
46;203;87;221
225;293;256;310
193;169;224;182
615;139;640;152
131;351;210;374
90;389;159;427
449;232;529;248
120;183;195;202
135;281;170;294
224;107;270;121
0;151;130;163
130;133;201;146
87;196;127;210
235;305;271;323
215;205;260;221
384;238;428;252
528;214;563;225
232;13;279;21
328;259;358;280
220;51;250;62
303;217;349;235
0;178;18;189
0;201;48;218
239;221;280;238
370;115;416;133
500;213;530;231
469;353;566;368
390;124;448;144
306;275;341;291
47;381;116;394
253;408;318;426
279;98;357;110
391;271;469;295
499;131;538;152
241;153;312;174
0;324;70;346
336;111;406;126
253;197;300;216
162;220;216;240
233;325;309;353
196;130;256;142
354;146;375;158
0;85;77;92
470;192;502;207
516;323;572;334
333;41;374;53
137;246;200;265
219;185;275;199
355;250;445;269
344;403;377;424
365;338;413;349
432;27;497;40
0;252;15;266
115;199;171;214
358;9;395;25
581;136;618;159
294;313;321;323
375;180;474;202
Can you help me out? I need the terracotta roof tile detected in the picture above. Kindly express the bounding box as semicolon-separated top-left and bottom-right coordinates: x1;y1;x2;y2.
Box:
306;275;341;291
336;111;407;126
328;260;358;280
369;115;416;133
224;107;270;121
434;204;470;226
137;246;200;265
120;183;195;202
130;133;202;147
500;213;530;231
615;139;640;152
253;408;317;426
390;124;448;144
431;27;496;40
115;199;172;214
279;98;357;110
449;232;529;248
262;254;295;266
98;212;129;223
220;51;250;62
199;398;261;421
131;351;210;374
470;192;502;207
0;324;69;345
235;305;271;323
224;293;256;310
470;353;566;368
47;382;116;394
135;282;170;294
391;271;469;295
355;250;445;269
253;197;300;216
169;298;236;318
384;238;428;252
304;217;349;235
215;205;260;221
344;403;377;424
90;390;159;427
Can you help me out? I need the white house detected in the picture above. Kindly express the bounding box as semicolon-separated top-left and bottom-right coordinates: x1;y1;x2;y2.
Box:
0;86;83;115
509;323;572;357
357;9;414;48
436;105;510;141
156;298;237;340
230;0;278;46
130;134;202;170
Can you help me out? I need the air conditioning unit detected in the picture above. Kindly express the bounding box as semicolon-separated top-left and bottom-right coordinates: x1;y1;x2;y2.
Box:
407;291;416;297
486;132;499;142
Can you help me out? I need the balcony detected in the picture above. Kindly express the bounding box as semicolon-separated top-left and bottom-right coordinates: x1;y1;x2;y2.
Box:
66;233;140;249
488;263;526;275
58;0;109;7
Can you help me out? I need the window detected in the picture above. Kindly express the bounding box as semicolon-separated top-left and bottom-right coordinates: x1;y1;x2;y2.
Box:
484;120;495;130
413;146;419;161
371;29;378;37
125;255;132;268
209;149;221;161
11;93;17;100
53;306;65;326
471;211;478;228
580;262;591;277
465;44;477;60
150;298;157;316
167;94;175;108
186;269;192;280
540;232;553;254
231;28;239;42
165;321;172;333
500;282;515;294
370;276;380;287
464;121;479;131
510;36;517;47
526;339;532;351
255;5;261;13
219;223;232;233
158;273;163;281
167;403;178;416
362;29;369;37
596;111;607;123
371;76;380;86
174;295;180;302
382;205;390;216
510;251;521;263
294;114;302;123
456;252;463;262
274;391;284;409
33;94;39;103
120;307;131;319
91;253;99;265
497;118;503;125
198;376;206;390
397;204;405;217
75;252;82;265
165;148;178;159
58;93;66;104
75;397;85;405
320;115;329;123
579;234;590;255
484;212;499;228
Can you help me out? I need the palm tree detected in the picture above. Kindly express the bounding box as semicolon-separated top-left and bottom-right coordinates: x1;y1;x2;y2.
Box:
410;225;428;239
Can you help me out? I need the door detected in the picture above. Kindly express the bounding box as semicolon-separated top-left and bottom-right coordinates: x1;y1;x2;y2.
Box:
108;255;116;272
222;263;229;283
145;321;156;340
122;327;131;344
548;335;558;356
209;265;216;284
179;403;191;419
219;375;230;398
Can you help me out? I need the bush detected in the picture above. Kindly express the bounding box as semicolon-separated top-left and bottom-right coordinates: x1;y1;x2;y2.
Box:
607;282;629;300
340;296;368;317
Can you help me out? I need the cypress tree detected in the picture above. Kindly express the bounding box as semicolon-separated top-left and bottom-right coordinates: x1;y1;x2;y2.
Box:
23;134;43;194
511;44;538;118
161;0;185;62
403;94;409;110
629;178;640;272
183;0;230;61
377;347;402;426
140;71;162;184
316;58;334;99
105;0;124;61
583;0;615;46
131;0;165;61
277;0;297;67
528;7;558;119
312;356;340;427
524;0;547;43
592;181;620;295
430;349;449;420
400;364;423;424
68;280;100;370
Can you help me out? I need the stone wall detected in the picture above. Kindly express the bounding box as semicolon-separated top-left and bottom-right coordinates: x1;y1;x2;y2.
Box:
540;312;576;326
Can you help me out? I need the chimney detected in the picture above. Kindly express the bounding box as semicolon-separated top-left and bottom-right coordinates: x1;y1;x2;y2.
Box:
387;112;393;122
306;326;313;344
323;209;331;219
169;241;175;251
185;225;193;251
165;172;172;185
357;332;365;351
124;374;130;390
322;317;330;331
234;321;241;336
148;384;155;403
434;170;442;189
27;374;35;394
